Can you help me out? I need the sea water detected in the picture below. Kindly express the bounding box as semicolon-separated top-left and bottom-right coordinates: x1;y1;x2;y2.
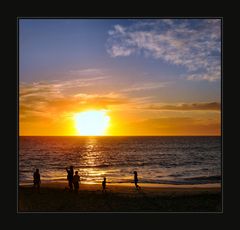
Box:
19;136;221;185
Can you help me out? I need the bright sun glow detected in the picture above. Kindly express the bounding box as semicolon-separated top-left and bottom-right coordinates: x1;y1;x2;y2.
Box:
74;110;110;136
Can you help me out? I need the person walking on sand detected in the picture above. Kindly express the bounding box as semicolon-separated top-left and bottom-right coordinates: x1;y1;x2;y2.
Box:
33;168;41;192
102;177;106;193
133;171;140;190
73;171;80;193
66;166;74;191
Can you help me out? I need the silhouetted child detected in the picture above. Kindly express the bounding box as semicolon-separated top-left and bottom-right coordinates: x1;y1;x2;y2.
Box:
73;171;80;193
102;177;106;192
133;171;140;190
66;166;74;191
33;168;41;192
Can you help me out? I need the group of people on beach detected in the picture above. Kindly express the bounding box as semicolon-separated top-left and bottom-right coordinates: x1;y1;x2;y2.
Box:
65;166;80;192
32;166;140;192
65;166;112;193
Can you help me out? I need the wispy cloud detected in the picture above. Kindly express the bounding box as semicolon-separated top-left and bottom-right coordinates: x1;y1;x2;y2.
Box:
106;19;221;81
121;81;171;92
68;68;108;78
20;70;109;98
19;77;128;122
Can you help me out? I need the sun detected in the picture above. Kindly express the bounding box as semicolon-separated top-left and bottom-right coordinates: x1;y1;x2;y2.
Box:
74;110;110;136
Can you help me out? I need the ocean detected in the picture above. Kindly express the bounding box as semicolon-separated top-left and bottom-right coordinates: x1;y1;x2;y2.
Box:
19;136;221;186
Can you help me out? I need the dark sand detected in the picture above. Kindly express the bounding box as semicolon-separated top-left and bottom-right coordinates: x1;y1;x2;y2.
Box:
18;183;222;212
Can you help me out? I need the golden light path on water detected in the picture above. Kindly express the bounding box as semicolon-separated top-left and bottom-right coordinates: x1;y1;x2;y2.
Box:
76;137;131;184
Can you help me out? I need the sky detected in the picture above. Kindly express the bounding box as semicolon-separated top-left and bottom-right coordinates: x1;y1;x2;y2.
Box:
19;18;221;136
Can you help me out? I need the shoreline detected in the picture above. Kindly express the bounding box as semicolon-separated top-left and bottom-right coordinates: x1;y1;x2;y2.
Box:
19;181;221;189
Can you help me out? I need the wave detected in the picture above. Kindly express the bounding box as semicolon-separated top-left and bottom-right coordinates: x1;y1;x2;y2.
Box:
19;176;222;185
184;175;221;181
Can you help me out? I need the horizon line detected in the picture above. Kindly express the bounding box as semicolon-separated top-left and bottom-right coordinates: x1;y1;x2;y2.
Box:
19;135;221;137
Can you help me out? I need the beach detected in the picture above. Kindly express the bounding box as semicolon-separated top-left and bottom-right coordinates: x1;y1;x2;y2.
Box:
18;182;221;212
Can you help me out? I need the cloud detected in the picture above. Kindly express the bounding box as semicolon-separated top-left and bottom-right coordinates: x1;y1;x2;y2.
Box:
19;78;128;122
186;71;220;82
20;72;109;98
121;81;171;92
145;102;220;111
109;45;135;57
106;19;221;81
68;68;108;78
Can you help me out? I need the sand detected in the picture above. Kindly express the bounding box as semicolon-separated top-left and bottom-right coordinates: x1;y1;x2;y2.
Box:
18;182;222;212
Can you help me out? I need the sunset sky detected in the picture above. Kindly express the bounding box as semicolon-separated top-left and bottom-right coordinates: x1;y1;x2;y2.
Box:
19;19;221;136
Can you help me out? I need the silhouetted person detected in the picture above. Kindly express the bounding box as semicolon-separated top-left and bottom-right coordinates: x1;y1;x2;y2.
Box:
102;177;106;192
66;166;74;191
73;171;80;193
133;171;140;190
33;168;41;192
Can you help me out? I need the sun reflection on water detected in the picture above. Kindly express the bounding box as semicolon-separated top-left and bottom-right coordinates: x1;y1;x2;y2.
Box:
78;137;108;183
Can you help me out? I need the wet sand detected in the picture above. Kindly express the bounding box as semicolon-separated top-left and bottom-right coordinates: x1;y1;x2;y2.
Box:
18;182;221;212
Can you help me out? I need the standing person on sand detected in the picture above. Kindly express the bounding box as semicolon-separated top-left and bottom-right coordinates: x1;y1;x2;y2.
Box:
133;171;140;190
66;166;74;191
73;171;80;193
102;177;106;193
33;168;41;192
